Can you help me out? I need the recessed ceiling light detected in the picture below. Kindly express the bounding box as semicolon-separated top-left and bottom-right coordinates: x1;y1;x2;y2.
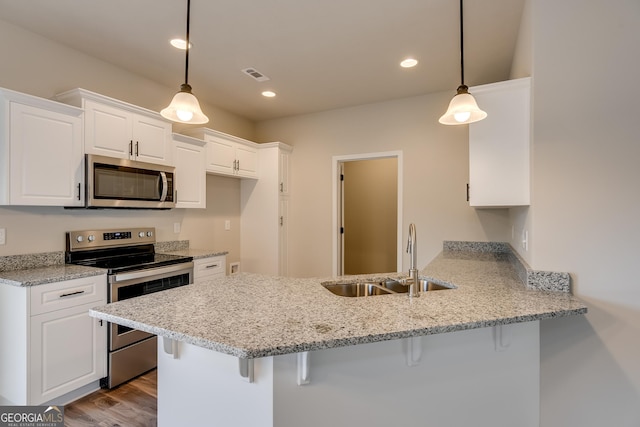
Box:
170;38;192;50
400;58;418;68
262;91;276;98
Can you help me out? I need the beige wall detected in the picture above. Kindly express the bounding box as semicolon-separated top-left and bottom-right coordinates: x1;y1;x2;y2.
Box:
0;19;255;140
0;174;241;272
256;93;511;278
343;158;397;275
515;0;640;425
0;20;249;271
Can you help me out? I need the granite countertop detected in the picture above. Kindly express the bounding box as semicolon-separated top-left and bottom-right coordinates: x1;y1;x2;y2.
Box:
0;264;106;287
159;248;228;260
89;244;588;359
0;241;225;287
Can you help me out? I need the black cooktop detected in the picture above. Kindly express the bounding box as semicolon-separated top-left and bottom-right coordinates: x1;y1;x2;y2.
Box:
66;244;192;274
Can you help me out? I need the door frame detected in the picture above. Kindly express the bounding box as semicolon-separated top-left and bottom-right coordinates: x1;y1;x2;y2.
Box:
332;151;403;276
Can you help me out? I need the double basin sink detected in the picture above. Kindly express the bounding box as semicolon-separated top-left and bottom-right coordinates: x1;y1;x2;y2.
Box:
322;277;453;297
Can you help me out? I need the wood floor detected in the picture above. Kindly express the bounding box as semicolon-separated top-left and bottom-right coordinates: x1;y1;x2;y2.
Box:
64;370;157;427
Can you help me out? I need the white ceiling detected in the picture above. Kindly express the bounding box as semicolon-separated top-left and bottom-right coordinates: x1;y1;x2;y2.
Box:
0;0;525;121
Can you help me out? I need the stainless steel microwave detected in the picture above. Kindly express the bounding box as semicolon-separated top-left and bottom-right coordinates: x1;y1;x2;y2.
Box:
85;154;176;209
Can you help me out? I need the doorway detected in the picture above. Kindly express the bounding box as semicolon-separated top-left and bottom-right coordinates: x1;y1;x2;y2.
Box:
332;152;403;276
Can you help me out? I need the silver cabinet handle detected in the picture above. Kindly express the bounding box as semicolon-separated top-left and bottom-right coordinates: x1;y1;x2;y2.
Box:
205;264;220;269
59;290;85;298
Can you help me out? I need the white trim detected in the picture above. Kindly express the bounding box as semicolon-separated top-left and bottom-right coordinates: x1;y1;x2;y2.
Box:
331;151;403;276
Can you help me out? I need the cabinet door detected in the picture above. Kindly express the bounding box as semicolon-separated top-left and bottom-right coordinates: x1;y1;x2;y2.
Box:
469;78;530;207
174;139;206;208
29;302;107;404
133;114;173;165
84;100;132;159
9;102;83;206
235;144;258;178
279;197;289;276
279;151;290;195
205;136;236;175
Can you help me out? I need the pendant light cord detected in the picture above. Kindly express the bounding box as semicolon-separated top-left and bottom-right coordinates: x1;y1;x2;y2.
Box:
184;0;191;86
459;0;465;86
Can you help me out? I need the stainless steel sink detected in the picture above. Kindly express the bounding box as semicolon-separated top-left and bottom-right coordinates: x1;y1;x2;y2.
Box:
321;278;453;297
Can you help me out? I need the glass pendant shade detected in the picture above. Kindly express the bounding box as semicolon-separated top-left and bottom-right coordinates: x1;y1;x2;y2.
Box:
161;84;209;124
439;85;487;125
439;0;487;126
161;0;209;125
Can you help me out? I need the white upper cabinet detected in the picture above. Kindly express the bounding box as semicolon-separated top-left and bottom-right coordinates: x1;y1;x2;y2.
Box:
182;127;258;179
172;133;206;209
0;88;84;206
56;88;173;166
468;77;531;208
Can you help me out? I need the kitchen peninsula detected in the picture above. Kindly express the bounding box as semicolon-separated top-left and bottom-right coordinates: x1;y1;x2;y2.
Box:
89;242;587;427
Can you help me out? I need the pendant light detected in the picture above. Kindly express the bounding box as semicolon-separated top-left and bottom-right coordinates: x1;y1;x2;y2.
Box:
439;0;487;125
161;0;209;124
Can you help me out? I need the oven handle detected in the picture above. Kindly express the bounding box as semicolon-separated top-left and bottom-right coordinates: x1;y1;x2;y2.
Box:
159;172;168;202
111;262;194;283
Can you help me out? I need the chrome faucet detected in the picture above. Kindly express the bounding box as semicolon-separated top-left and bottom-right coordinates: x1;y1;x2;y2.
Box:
406;223;419;298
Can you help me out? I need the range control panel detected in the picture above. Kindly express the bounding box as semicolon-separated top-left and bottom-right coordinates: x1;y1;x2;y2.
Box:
66;227;156;251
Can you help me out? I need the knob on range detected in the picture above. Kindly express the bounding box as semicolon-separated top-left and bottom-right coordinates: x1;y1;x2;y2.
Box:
139;231;145;238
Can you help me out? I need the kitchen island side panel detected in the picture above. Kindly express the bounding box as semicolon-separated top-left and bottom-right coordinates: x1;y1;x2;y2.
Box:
157;321;539;427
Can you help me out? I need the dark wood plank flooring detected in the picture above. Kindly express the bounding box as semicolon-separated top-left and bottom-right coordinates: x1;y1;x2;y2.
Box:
64;370;157;427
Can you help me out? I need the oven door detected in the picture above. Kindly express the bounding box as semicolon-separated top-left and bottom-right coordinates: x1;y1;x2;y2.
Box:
108;262;193;350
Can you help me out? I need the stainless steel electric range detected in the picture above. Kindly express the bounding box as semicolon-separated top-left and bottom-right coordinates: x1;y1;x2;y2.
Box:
65;227;193;388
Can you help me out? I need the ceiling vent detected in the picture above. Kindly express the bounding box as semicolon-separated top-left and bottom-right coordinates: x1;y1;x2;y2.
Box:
241;68;270;82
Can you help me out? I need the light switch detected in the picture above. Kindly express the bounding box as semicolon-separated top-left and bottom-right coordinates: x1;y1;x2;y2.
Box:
225;220;231;231
0;228;5;245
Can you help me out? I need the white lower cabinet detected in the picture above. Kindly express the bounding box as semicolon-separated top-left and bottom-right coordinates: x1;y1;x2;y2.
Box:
0;274;107;405
194;256;227;283
30;301;106;404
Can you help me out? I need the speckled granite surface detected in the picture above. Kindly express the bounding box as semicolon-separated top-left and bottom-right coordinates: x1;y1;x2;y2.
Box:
0;239;226;286
159;248;228;260
444;241;571;292
0;251;64;272
89;247;587;359
154;240;190;253
0;264;106;286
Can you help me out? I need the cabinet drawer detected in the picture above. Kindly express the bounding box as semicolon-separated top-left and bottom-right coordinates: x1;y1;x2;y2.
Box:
194;256;226;281
30;275;107;316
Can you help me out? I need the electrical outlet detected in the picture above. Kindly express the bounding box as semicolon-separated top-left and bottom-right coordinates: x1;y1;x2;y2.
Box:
0;228;5;245
225;220;231;231
522;230;529;251
173;222;181;233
